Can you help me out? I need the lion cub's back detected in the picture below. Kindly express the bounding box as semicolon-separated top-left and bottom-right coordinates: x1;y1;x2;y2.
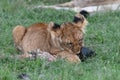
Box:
27;23;48;31
22;23;51;53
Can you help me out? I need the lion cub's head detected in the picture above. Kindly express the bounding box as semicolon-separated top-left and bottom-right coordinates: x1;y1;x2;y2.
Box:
60;11;88;54
47;11;88;54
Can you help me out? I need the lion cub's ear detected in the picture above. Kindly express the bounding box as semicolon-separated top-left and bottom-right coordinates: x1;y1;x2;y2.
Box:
48;22;61;39
73;10;89;24
48;22;60;32
73;11;88;33
48;22;54;32
80;10;89;18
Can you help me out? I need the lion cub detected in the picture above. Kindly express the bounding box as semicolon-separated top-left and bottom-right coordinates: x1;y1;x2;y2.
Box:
12;11;88;62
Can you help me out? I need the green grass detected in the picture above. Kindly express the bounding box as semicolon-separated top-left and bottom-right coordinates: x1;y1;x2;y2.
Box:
0;0;120;80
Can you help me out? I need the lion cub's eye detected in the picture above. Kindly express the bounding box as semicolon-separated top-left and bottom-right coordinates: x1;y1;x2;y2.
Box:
79;38;83;44
67;42;73;47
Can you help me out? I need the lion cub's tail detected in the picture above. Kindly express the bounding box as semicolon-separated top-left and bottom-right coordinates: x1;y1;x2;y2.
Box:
12;25;26;50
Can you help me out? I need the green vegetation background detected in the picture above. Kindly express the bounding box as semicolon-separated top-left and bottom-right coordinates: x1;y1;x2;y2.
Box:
0;0;120;80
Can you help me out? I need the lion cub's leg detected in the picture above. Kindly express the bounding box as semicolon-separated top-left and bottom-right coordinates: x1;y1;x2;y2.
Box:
12;25;26;51
56;51;80;63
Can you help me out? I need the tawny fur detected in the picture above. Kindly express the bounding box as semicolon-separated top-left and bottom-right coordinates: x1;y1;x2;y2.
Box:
12;13;87;62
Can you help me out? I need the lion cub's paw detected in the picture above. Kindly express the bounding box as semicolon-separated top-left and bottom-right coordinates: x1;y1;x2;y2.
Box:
56;51;81;63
